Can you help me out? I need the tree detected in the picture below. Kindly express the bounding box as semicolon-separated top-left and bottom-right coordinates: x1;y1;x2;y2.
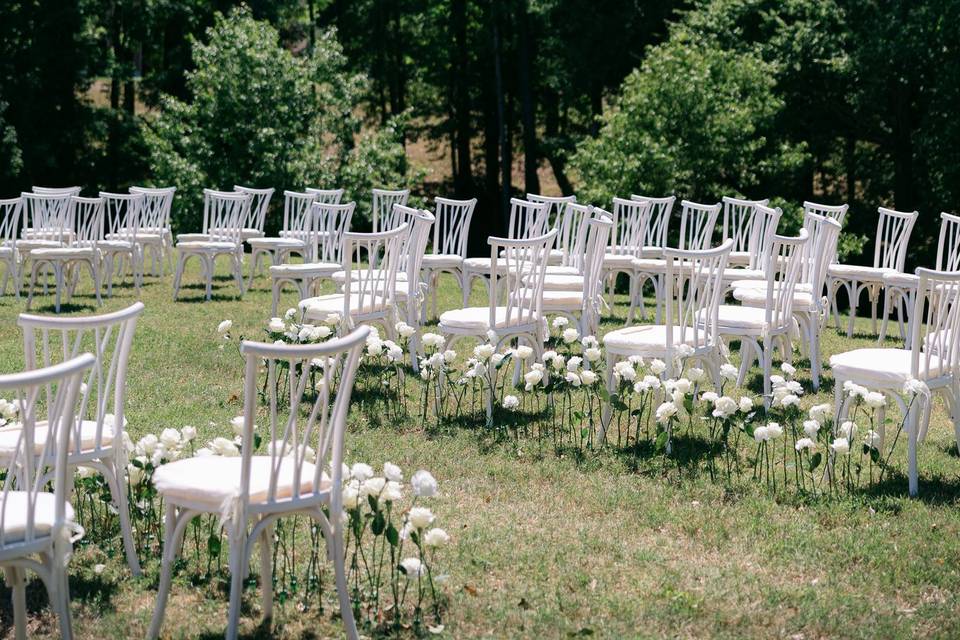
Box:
141;8;417;232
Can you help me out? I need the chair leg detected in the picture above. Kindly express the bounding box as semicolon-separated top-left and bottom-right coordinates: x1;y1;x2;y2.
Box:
232;253;245;297
907;401;920;497
225;525;248;640
172;252;187;301
4;566;27;640
462;271;472;308
54;562;74;640
104;458;142;576
147;504;180;640
878;288;892;342
846;280;859;338
330;514;360;640
259;520;274;623
271;278;282;316
204;255;214;301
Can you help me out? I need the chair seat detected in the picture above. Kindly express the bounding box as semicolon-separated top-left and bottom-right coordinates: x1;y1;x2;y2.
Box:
175;233;210;243
728;251;752;267
331;269;408;283
543;274;584;291
348;280;415;300
603;324;702;357
248;237;304;249
0;420;114;456
827;264;895;281
421;254;463;269
279;230;310;241
176;241;238;252
152;456;329;509
602;253;637;268
547;249;566;266
883;272;920;289
300;293;391;319
98;240;135;251
721;267;765;283
439;306;539;332
209;227;263;241
105;233;162;243
29;247;96;259
270;262;340;277
733;287;818;312
544;265;581;276
17;239;62;252
829;348;946;387
538;289;584;308
631;258;667;271
463;257;507;271
711;305;776;333
0;492;75;543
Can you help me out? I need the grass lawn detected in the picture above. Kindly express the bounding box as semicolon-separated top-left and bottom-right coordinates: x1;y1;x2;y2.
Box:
0;260;959;639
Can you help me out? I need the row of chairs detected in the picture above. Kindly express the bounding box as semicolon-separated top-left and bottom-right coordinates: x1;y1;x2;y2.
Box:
0;300;369;639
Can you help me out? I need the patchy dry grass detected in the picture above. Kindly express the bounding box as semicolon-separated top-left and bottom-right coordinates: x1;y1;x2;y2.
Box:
0;261;959;639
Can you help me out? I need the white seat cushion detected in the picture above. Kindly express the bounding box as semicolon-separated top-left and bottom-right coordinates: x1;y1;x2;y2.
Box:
828;264;895;281
733;287;818;312
270;262;340;277
829;348;946;387
439;306;539;331
712;305;774;333
349;280;415;301
421;254;463;269
603;325;702;356
300;293;390;318
543;274;584;291
631;258;667;272
641;246;663;259
540;290;584;309
0;420;115;456
29;247;96;259
883;272;919;288
544;265;581;276
331;269;408;283
721;267;765;282
153;456;329;510
176;241;237;252
175;233;209;243
602;253;637;268
16;239;62;251
98;239;135;251
0;492;75;543
248;237;304;249
463;257;507;272
728;251;751;267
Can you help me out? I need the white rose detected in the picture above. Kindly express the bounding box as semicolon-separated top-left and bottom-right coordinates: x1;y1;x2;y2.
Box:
351;463;374;482
138;433;159;456
655;401;677;423
809;403;831;422
712;396;738;419
552;316;569;329
580;370;598;385
766;423;783;439
127;464;144;486
687;367;704;382
160;428;181;449
443;350;457;363
673;378;691;394
903;378;929;397
180;425;197;442
411;469;438;497
650;359;667;375
396;322;416;338
753;426;769;442
738;397;754;413
795;437;816;452
514;345;533;360
523;369;544;390
267;317;286;333
284;307;297;320
382;480;403;502
584;347;602;363
408;506;435;530
423;528;450;547
864;430;882;449
564;371;582;387
342;486;361;509
384;462;403;482
864;392;886;409
803;420;821;438
473;344;496;360
400;557;424;578
780;394;801;409
780;362;796;377
217;320;233;334
562;327;580;343
830;437;850;455
566;356;583;372
230;415;247;437
720;363;738;381
838;421;857;440
701;391;719;403
361;477;387;498
422;333;446;349
210;437;239;457
503;395;520;410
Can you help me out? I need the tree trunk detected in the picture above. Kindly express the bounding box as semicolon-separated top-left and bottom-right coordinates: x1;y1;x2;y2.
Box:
494;21;510;227
517;2;539;196
542;89;573;195
892;86;915;211
452;0;473;196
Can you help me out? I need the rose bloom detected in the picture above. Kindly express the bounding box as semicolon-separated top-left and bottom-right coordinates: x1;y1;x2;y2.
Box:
423;528;450;547
514;345;533;360
830;437;850;455
584;347;602;362
408;506;435;529
411;469;438;497
580;370;598;385
383;462;403;482
400;557;424;578
562;327;580;343
795;437;816;452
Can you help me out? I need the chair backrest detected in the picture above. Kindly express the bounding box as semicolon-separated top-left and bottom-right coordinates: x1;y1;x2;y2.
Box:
677;200;721;251
872;207;918;271
234;186;275;233
563;203;596;273
22;192;75;242
203;189;250;245
129;186;176;231
405;209;436;286
663;239;732;372
911;268;960;380
489;228;558;332
32;186;81;197
581;212;614;333
0;197;23;246
432;197;477;258
759;230;810;331
0;353;93;548
746;203;783;270
802;212;843;294
236;326;368;517
526;194;576;230
281;191;317;236
935;212;960;272
101;192;145;242
340;223;409;320
371;188;410;233
19;302;144;460
306;188;345;205
71;196;105;247
721;196;771;253
609;197;651;257
311;202;354;265
506;198;550;240
631;194;675;249
803;201;848;226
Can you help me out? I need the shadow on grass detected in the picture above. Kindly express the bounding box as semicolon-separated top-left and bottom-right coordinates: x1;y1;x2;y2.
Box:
0;570;120;633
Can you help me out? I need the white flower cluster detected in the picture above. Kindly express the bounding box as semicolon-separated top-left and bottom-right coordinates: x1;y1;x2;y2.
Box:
0;398;19;428
364;327;404;363
770;367;804;409
265;311;333;346
125;425;197;485
418;333;453;380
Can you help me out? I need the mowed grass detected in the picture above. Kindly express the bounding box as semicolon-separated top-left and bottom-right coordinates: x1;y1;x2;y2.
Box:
0;259;959;639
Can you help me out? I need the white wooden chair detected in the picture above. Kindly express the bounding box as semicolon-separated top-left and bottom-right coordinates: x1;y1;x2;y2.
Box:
148;326;369;640
129;186;176;277
12;302;145;575
247;190;315;286
420;197;477;321
719;203;782;287
19;193;75;304
31;186;81;197
305;187;345;204
440;228;558;418
371;188;410;233
631;194;675;258
601;240;733;440
100;192;147;296
527;194;576;265
831;268;960;496
880;212;960;342
721;196;771;266
461;198;549;306
26;196;104;311
535;212;613;337
600;197;651;320
804;200;849;225
710;230;808;404
269;201;355;315
233;186;274;241
0;352;93;640
0;197;23;297
629;200;721;324
733;213;843;390
828;206;918;337
300;222;409;336
173;189;249;301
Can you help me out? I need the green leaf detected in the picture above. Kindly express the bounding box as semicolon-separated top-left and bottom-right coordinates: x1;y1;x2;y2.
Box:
808;452;822;472
386;523;399;546
207;533;222;557
654;431;668;453
371;511;385;536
